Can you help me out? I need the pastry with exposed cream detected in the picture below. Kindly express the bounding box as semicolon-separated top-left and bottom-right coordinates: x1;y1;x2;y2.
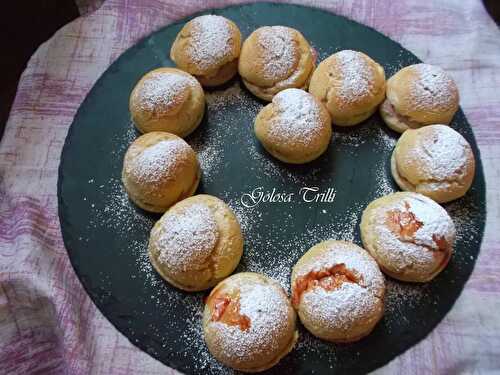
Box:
380;63;459;133
121;132;200;213
129;68;205;137
170;15;242;87
291;240;385;343
238;26;315;101
203;272;298;372
360;192;456;282
391;124;475;203
254;88;332;164
148;194;243;291
308;50;386;126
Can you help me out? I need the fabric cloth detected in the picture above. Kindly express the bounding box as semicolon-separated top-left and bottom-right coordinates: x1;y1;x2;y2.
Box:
1;0;499;373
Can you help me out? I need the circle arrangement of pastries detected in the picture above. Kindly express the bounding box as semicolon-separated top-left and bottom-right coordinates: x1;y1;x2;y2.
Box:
115;12;475;372
309;50;386;126
291;240;385;342
380;63;459;133
238;26;315;101
148;194;243;291
203;272;298;372
360;192;456;282
122;132;200;213
170;15;242;87
254;88;332;164
391;125;475;203
129;68;205;137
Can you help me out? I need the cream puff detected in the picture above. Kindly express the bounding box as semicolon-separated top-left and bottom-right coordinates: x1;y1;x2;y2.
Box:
203;272;298;372
391;124;475;203
121;132;200;213
380;63;459;133
170;15;242;87
309;50;386;126
254;88;332;164
238;26;315;101
148;194;243;291
129;67;205;137
291;240;385;343
360;192;456;282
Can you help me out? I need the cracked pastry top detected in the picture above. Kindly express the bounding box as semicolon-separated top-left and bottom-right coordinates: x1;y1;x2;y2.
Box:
121;132;200;213
203;272;298;372
170;15;242;87
360;192;456;282
291;240;385;343
148;194;243;291
254;88;332;164
238;26;316;101
380;63;459;133
391;125;475;203
308;50;386;126
129;67;205;137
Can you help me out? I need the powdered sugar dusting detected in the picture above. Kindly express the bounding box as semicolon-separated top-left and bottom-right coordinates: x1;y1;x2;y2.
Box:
411;64;458;111
181;302;233;374
205;83;243;108
229;200;364;293
374;126;398;152
188;15;233;70
374;168;397;197
153;203;218;271
135;72;193;113
189;82;263;183
301;283;380;331
367;193;455;272
405;125;472;180
334;122;397;153
384;279;428;317
335;50;373;103
257;26;297;80
76;20;484;371
127;139;187;184
246;144;323;184
267;89;323;145
295;242;384;292
445;193;481;245
207;280;292;362
373;127;398;196
294;242;384;333
90;177;155;236
408;196;456;249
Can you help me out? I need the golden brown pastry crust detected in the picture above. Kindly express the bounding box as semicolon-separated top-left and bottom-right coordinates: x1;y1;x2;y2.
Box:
381;64;459;133
238;26;315;101
391;125;475;203
121;132;200;213
291;240;385;343
203;272;298;372
170;15;242;87
360;192;456;282
148;194;243;291
129;67;205;137
254;88;332;164
308;50;386;126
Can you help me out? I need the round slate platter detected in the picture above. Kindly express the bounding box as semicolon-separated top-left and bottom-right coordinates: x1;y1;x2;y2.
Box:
58;3;486;374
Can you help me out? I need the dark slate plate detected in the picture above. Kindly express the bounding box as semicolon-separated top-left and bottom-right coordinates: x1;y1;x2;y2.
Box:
57;3;486;374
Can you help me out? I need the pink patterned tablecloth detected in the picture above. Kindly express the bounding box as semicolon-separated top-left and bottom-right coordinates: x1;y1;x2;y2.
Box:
1;1;499;374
